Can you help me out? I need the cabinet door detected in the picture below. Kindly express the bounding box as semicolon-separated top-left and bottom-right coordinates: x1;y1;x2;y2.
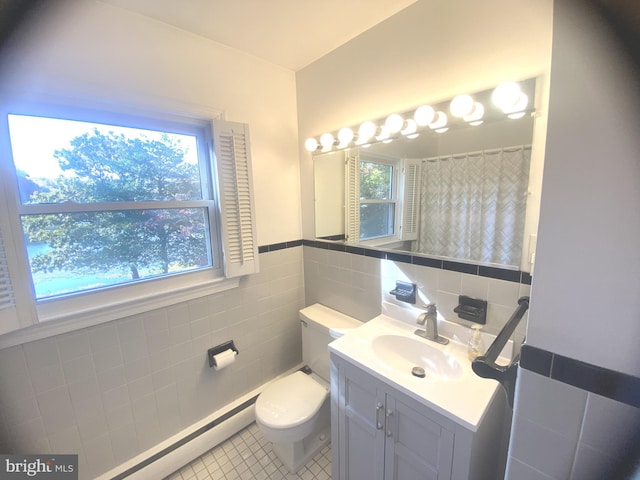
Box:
336;361;386;480
384;395;454;480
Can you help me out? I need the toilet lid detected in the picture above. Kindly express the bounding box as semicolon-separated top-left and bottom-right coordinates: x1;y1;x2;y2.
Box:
256;371;328;429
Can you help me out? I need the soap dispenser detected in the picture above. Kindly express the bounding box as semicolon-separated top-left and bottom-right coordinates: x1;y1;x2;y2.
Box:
467;324;485;361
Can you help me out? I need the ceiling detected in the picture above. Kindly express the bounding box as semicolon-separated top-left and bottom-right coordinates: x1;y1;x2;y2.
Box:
97;0;417;71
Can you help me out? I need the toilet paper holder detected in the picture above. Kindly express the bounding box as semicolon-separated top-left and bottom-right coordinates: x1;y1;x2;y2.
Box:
207;340;239;368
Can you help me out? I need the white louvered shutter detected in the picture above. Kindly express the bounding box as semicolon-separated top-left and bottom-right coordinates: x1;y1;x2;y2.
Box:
212;120;259;278
400;159;421;241
0;220;36;334
0;227;17;328
344;150;360;243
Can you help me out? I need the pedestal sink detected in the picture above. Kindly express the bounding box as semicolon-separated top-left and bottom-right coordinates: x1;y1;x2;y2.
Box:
371;334;463;380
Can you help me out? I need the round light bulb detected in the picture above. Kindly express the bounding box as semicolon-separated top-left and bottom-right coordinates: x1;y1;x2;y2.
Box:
450;94;474;117
414;105;435;126
358;121;377;143
337;127;354;146
429;111;448;130
401;119;417;136
385;114;404;134
304;137;319;152
492;82;522;111
505;92;528;114
376;126;390;142
463;102;485;124
320;133;334;148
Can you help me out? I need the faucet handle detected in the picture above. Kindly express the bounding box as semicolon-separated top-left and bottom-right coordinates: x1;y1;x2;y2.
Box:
421;303;437;315
415;303;449;345
416;304;437;325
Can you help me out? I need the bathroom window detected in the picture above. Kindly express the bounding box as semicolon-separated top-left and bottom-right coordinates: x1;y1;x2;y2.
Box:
8;113;221;300
0;103;257;333
359;159;397;240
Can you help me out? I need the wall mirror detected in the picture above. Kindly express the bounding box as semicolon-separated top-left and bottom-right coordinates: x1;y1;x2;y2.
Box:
312;79;542;272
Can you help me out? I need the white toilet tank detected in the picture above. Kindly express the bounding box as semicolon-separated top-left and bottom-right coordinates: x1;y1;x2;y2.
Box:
299;304;362;381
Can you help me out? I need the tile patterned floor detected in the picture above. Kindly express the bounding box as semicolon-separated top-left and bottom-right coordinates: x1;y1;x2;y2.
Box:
164;423;332;480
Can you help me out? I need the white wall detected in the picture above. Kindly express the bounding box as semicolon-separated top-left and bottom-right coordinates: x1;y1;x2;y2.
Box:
0;1;304;478
1;0;302;246
314;152;345;238
526;1;640;377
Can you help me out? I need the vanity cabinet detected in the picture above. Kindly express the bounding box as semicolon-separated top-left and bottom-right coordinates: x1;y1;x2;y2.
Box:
330;353;509;480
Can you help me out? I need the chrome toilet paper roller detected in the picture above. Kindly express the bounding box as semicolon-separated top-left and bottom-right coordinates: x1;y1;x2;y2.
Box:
207;340;239;371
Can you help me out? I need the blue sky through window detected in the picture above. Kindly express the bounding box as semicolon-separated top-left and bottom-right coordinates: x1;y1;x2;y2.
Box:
8;114;198;182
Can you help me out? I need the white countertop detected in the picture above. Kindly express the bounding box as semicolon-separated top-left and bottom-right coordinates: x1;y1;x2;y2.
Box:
329;312;506;432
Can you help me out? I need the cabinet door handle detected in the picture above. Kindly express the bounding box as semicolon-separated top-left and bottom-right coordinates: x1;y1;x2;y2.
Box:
375;402;384;430
385;409;394;437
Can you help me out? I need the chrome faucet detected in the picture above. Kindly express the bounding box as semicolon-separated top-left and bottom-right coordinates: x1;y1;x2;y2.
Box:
415;304;449;345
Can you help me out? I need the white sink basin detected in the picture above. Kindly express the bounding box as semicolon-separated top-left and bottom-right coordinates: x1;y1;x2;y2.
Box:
371;334;463;380
329;310;506;431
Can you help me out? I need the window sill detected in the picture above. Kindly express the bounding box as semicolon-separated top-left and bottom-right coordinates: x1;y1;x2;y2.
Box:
0;274;239;349
359;236;399;248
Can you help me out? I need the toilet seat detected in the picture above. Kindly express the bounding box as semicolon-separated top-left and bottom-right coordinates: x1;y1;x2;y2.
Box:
256;371;328;430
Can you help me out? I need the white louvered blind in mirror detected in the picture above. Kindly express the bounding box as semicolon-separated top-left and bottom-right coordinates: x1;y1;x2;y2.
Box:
345;150;360;243
213;120;259;278
401;159;421;241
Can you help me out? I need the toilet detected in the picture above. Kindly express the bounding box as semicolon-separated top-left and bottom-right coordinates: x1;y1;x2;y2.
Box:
255;303;362;473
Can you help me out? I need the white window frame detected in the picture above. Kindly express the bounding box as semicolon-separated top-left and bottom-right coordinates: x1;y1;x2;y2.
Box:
346;150;421;249
0;98;258;347
357;153;401;246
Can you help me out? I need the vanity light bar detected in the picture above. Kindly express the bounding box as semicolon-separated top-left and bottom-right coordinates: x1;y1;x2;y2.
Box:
304;81;531;153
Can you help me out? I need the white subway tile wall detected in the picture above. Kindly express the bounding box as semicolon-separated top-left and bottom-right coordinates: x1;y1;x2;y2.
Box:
0;247;305;479
506;369;640;480
303;246;531;345
303;247;382;322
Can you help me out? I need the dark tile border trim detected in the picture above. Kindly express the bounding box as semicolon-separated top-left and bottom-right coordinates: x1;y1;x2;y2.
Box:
480;265;522;283
297;239;532;285
444;260;478;275
258;239;303;253
521;345;640;408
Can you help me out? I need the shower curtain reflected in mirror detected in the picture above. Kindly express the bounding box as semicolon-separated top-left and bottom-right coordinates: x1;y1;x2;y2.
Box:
418;145;531;267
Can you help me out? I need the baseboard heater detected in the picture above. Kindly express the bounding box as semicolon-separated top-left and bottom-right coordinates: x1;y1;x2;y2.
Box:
98;395;258;480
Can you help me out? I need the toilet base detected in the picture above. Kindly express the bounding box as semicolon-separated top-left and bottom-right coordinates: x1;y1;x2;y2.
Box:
267;398;330;474
272;422;330;474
